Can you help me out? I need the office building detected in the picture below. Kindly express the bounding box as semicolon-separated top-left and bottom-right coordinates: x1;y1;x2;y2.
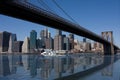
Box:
36;38;42;49
45;37;53;49
13;41;23;52
56;29;62;36
54;36;63;50
40;29;46;48
40;27;49;39
22;37;30;53
93;42;102;52
74;39;81;51
30;30;37;51
69;33;74;50
54;30;63;50
8;34;17;53
40;28;51;48
83;37;86;42
83;42;91;52
63;35;70;50
0;31;11;52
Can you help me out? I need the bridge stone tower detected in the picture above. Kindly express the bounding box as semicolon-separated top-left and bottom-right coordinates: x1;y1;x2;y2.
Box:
101;31;114;55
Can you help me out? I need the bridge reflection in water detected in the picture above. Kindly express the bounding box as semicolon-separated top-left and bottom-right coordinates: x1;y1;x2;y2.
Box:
0;53;120;80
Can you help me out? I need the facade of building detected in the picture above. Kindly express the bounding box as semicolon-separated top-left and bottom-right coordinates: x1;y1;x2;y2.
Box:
40;28;50;48
22;37;30;53
63;35;70;50
8;34;17;53
82;42;91;52
13;41;23;52
30;30;37;51
0;31;11;52
74;39;81;52
54;35;63;50
69;33;74;50
40;30;46;48
56;30;62;36
85;42;91;52
45;37;53;49
83;37;86;42
36;38;42;49
54;30;63;50
93;42;102;52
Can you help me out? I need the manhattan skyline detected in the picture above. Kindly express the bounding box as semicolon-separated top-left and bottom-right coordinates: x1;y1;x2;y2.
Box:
0;0;120;47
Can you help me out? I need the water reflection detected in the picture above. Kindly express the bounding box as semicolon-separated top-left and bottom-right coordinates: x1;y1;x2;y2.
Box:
0;53;120;80
101;56;114;77
0;55;10;76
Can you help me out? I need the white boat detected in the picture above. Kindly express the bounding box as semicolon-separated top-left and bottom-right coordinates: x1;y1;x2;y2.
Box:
41;49;56;56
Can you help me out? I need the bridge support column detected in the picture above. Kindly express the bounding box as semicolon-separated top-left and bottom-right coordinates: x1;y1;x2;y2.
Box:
102;31;114;55
103;44;114;55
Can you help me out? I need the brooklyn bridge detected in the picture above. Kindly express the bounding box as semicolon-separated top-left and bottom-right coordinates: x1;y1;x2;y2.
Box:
0;0;119;54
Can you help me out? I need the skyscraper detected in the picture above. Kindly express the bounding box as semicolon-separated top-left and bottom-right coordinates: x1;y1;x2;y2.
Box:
54;30;63;50
13;41;23;52
36;38;42;49
63;35;70;50
8;34;17;53
83;42;91;52
69;33;74;50
30;30;37;52
0;31;11;52
40;30;46;48
45;37;53;49
56;29;62;36
48;31;51;38
22;37;30;53
44;27;49;38
40;27;49;39
40;28;52;49
83;37;86;42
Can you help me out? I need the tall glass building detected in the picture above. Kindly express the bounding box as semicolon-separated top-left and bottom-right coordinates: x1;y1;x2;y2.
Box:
0;31;11;52
30;30;37;51
63;35;70;50
56;29;62;36
69;33;74;50
8;34;17;53
54;30;63;50
22;37;30;53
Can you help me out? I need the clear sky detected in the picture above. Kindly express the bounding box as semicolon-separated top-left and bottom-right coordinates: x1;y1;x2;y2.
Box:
0;0;120;47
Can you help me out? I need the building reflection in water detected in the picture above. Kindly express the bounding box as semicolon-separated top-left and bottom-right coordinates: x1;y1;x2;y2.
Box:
40;58;52;80
0;53;116;80
8;54;17;74
29;55;37;77
101;56;114;77
0;55;10;76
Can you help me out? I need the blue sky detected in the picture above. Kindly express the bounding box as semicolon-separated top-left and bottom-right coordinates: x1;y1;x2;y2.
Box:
0;0;120;47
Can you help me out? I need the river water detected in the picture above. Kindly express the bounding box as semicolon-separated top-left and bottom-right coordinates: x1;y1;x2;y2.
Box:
0;53;120;80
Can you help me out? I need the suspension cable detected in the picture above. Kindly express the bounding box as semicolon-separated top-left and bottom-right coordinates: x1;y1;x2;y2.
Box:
52;0;78;24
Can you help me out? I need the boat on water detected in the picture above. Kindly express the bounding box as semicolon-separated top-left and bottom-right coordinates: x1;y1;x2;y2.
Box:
41;49;56;56
40;49;66;56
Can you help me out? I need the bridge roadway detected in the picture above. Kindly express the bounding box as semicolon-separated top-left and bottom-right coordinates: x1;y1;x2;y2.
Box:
0;0;119;53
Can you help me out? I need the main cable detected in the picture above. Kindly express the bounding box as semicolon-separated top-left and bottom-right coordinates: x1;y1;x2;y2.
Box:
37;0;55;13
52;0;78;24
